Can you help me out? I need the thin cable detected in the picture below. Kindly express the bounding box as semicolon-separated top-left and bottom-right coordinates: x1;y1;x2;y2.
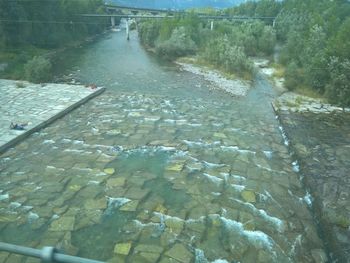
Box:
0;19;110;25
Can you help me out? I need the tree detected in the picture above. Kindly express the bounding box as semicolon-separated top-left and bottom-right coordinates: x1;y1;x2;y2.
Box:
24;56;52;83
325;57;350;108
155;26;197;60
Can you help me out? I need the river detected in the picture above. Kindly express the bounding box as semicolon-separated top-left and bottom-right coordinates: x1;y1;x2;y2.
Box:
0;30;326;262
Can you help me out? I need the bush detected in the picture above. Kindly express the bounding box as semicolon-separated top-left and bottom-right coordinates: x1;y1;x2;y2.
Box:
24;56;52;83
285;61;303;90
325;57;350;108
155;27;197;60
203;36;253;75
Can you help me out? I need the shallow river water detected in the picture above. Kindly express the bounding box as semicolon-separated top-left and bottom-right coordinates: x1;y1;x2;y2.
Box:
0;31;326;262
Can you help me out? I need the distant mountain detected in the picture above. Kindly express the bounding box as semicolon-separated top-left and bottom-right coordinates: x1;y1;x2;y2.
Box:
106;0;245;9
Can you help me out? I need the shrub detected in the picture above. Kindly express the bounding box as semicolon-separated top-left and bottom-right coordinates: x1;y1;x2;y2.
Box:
24;56;52;83
285;61;303;90
325;57;350;108
155;27;197;60
203;36;253;75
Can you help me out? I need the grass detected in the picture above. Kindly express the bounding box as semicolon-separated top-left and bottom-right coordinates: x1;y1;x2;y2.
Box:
270;62;285;78
294;85;325;100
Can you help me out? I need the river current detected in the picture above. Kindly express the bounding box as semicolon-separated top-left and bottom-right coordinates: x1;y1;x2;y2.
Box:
0;31;325;262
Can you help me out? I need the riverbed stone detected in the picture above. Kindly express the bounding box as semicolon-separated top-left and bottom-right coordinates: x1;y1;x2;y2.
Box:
311;249;327;263
120;200;139;212
49;216;75;231
106;177;126;188
166;163;184;172
114;242;132;255
165;217;184;234
104;168;115;175
84;198;107;210
124;187;150;200
75;210;102;230
241;190;256;203
134;244;164;254
165;243;193;263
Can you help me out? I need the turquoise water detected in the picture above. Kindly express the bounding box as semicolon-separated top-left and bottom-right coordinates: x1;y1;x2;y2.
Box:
0;31;325;262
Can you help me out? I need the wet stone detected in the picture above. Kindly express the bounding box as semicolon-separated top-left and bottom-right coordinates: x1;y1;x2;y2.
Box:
104;168;116;175
120;200;139;212
166;163;184;172
311;249;328;263
74;210;102;230
165;217;184;234
134;244;164;254
136;252;161;263
49;216;75;231
241;190;256;203
114;242;132;255
106;177;126;188
124;187;150;200
165;243;193;263
84;198;107;210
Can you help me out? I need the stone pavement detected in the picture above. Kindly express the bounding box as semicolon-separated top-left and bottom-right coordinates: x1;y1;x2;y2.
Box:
272;98;350;263
0;79;105;153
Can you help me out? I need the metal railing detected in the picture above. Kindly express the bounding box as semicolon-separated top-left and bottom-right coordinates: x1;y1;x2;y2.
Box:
0;242;105;263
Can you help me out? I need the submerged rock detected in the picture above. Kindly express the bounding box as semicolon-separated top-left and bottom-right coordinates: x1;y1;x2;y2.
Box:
49;216;75;231
241;190;256;203
120;200;139;212
104;168;116;175
114;242;132;255
165;243;193;263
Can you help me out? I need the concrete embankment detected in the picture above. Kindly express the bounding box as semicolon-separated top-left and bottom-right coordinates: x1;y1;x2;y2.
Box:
272;94;350;263
0;79;105;154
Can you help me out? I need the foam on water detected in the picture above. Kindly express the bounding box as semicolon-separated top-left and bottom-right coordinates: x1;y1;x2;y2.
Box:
203;173;223;185
220;216;274;251
278;126;289;146
9;202;21;209
301;192;313;207
105;197;130;215
0;193;9;201
220;146;256;155
43;139;55;144
203;161;225;168
292;160;300;173
28;212;39;223
230;184;245;191
263;150;273;159
231;198;285;233
195;248;231;263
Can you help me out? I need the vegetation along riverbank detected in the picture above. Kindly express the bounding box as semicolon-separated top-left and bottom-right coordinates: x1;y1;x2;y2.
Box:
0;0;110;82
138;0;350;108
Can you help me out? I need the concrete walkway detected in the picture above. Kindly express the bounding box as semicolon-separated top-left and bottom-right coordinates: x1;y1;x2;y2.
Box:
0;79;105;154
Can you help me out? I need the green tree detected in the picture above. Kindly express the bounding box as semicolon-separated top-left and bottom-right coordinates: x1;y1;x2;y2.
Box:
325;57;350;108
24;56;52;83
156;26;197;60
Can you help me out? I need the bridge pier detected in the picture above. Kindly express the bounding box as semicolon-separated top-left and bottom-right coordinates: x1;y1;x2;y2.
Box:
210;20;214;31
126;19;130;40
111;16;116;28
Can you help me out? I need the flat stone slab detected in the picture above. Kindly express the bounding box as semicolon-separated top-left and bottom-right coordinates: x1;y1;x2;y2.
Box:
0;79;105;154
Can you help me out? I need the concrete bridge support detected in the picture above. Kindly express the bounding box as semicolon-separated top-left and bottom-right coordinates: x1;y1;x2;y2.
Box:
126;19;130;40
111;16;116;28
210;20;214;31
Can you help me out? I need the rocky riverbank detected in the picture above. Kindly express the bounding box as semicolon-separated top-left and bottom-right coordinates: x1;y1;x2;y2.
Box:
175;61;251;97
259;59;350;262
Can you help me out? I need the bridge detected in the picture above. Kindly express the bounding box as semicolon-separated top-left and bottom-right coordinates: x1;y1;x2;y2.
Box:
80;4;276;39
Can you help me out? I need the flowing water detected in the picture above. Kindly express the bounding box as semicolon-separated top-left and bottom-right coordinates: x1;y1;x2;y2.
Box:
0;31;326;262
